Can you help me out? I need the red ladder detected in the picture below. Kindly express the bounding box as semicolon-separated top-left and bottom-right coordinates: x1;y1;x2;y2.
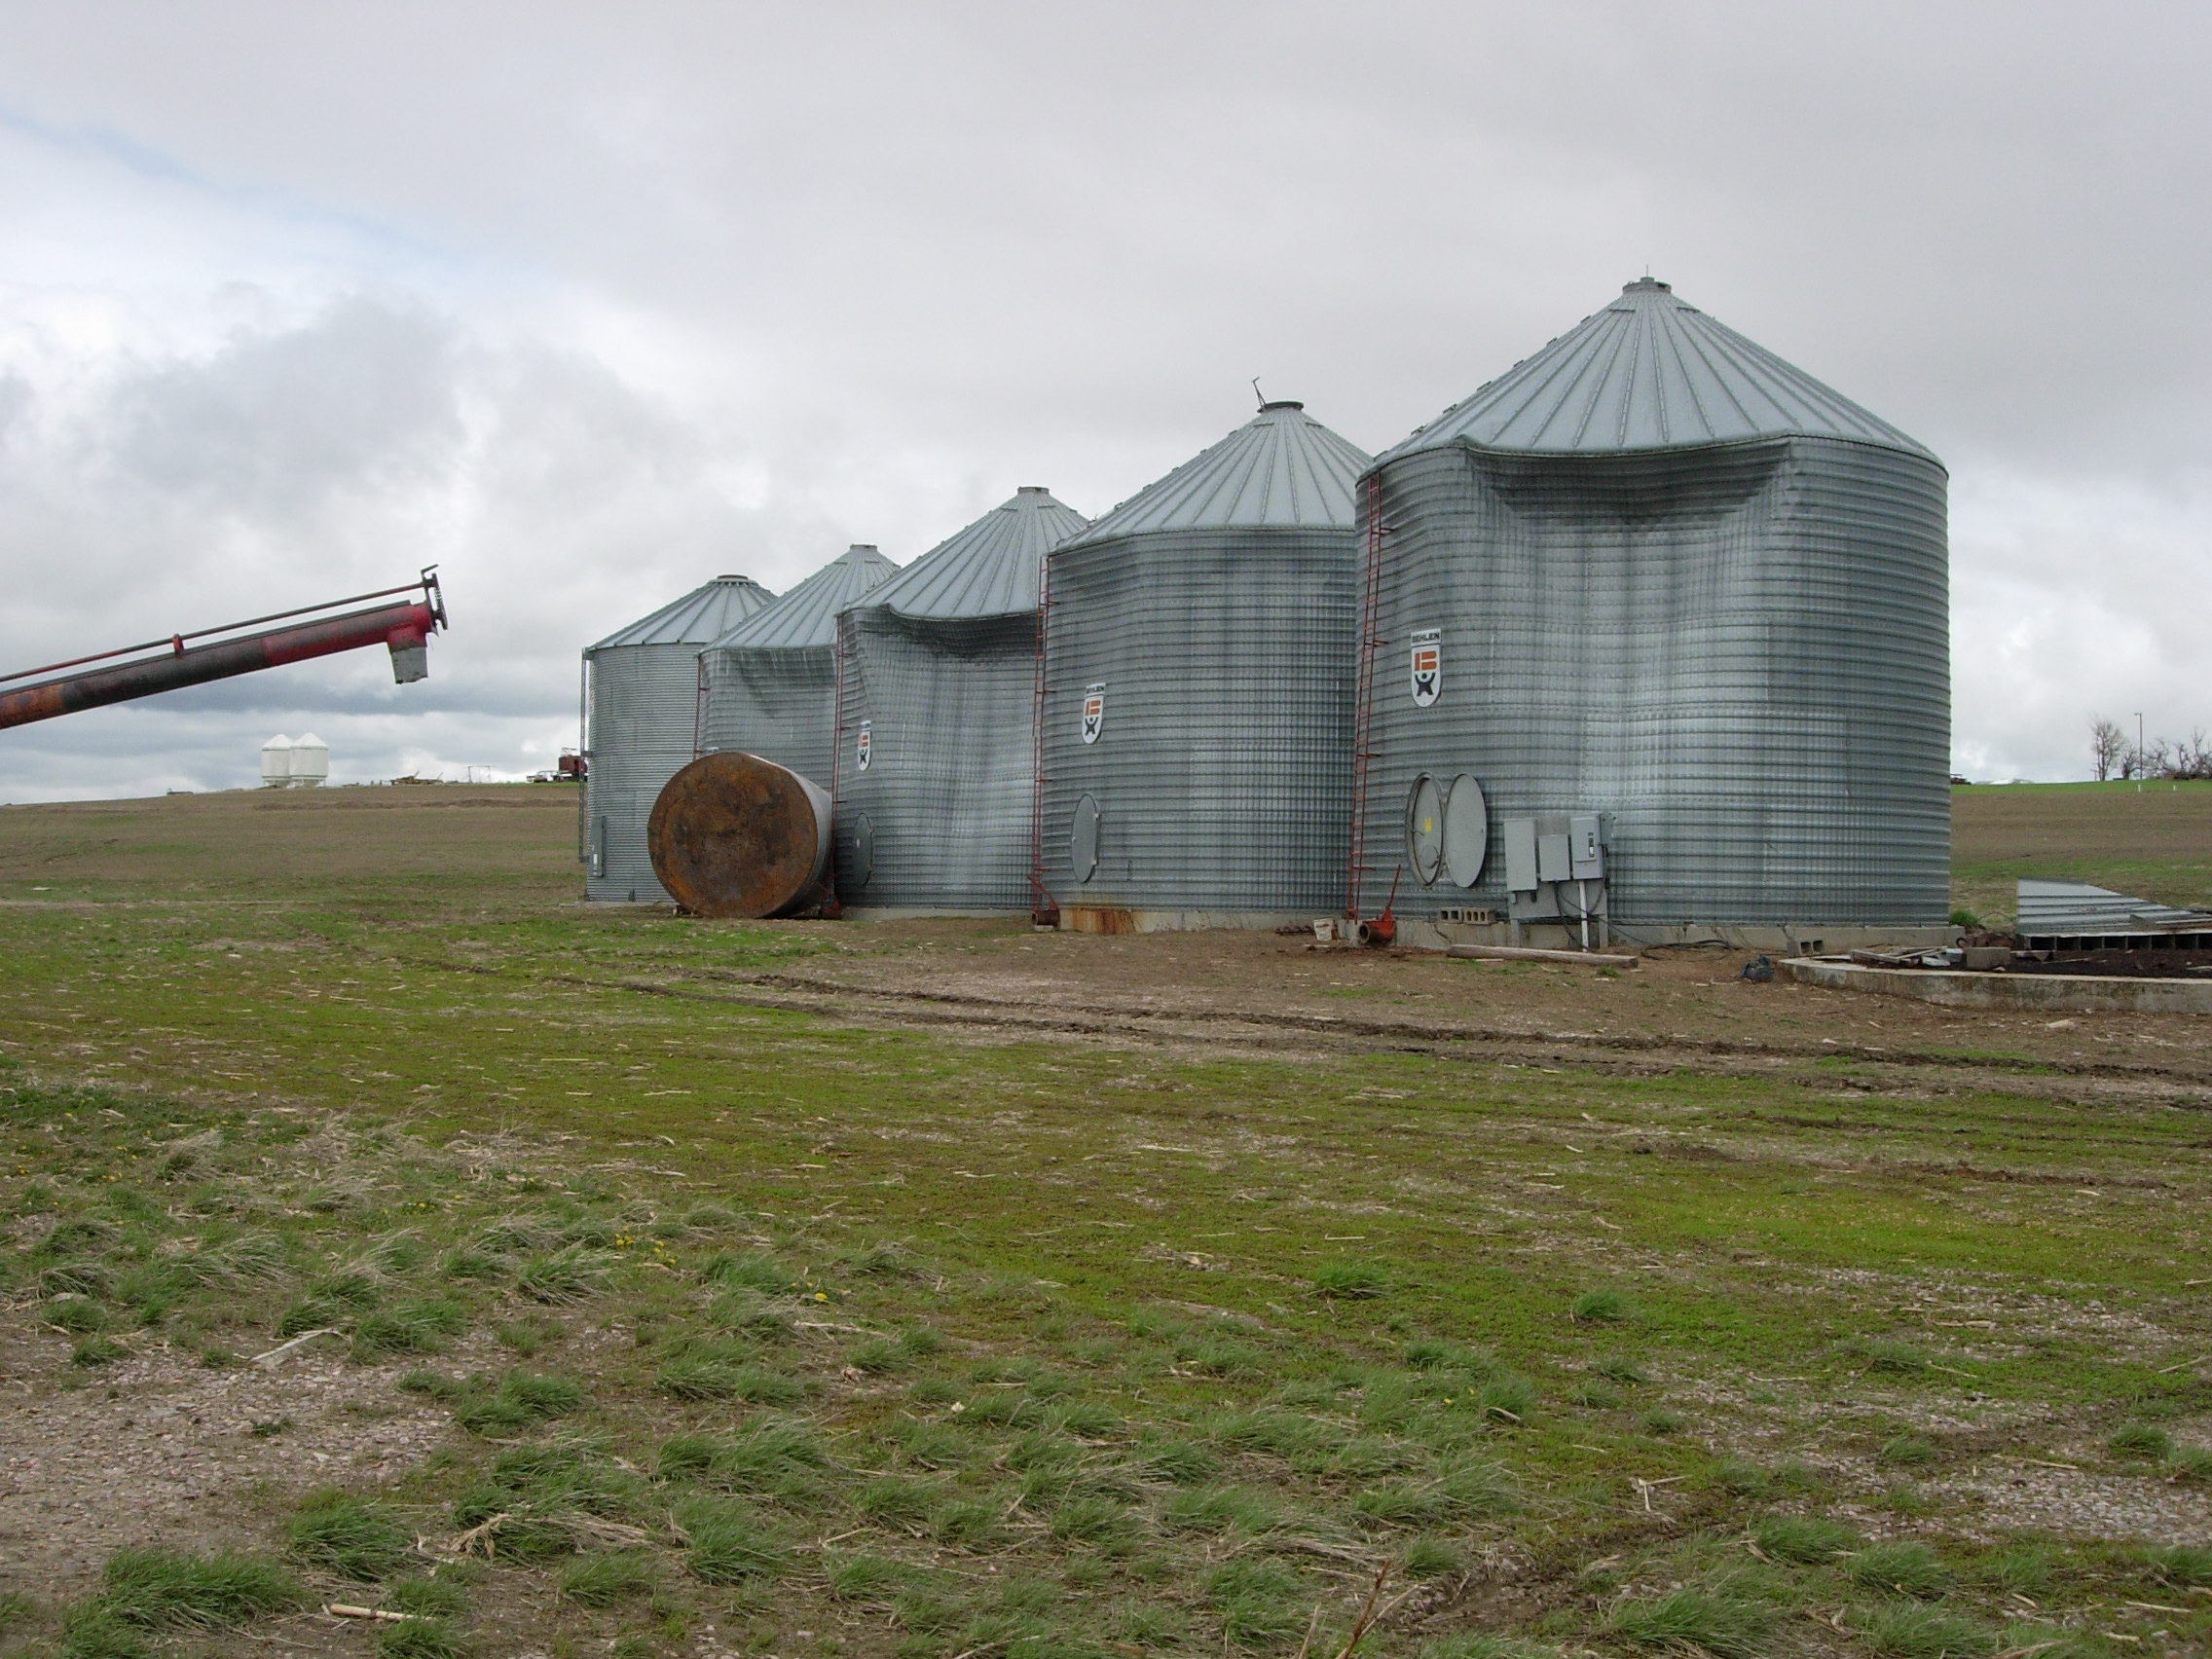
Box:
823;614;849;915
1345;474;1387;920
1028;553;1056;924
691;654;708;758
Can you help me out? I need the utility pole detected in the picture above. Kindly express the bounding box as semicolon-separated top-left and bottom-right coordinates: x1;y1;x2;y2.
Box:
2137;711;2146;793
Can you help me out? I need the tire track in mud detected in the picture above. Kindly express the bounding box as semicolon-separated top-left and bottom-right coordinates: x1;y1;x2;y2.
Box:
731;968;2194;1079
509;965;2212;1108
360;937;2212;1105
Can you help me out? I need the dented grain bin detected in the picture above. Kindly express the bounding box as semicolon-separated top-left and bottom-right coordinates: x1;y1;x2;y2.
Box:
1354;278;1949;942
582;573;774;903
695;545;899;788
834;488;1088;912
1038;402;1371;927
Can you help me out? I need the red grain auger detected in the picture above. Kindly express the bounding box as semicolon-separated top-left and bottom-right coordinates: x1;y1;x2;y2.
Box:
0;570;448;731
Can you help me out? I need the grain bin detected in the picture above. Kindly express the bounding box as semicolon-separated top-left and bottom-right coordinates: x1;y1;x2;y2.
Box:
835;489;1088;912
582;573;774;902
695;544;899;793
1038;402;1371;926
1355;277;1948;941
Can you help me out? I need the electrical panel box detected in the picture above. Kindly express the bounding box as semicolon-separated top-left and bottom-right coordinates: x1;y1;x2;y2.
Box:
1535;830;1571;884
1509;884;1563;921
1497;809;1612;940
1503;817;1538;892
1569;814;1604;879
1502;810;1611;939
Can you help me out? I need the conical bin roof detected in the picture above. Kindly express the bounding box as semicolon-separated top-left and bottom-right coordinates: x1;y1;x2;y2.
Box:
708;544;899;651
866;488;1088;618
1386;277;1935;461
1064;401;1371;546
589;573;776;652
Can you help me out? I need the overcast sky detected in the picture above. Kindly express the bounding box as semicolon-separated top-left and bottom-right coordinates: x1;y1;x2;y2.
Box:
0;0;2207;798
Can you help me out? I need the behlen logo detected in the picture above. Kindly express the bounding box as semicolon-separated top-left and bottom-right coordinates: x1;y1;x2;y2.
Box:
1410;629;1442;707
856;719;871;770
1080;683;1105;745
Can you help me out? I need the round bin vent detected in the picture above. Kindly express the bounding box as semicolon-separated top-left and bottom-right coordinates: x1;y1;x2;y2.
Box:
1071;793;1101;883
1405;774;1444;885
1442;774;1488;888
848;811;875;889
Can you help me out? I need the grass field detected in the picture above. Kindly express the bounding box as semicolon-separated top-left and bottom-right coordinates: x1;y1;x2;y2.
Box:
0;785;2208;1659
1950;781;2212;925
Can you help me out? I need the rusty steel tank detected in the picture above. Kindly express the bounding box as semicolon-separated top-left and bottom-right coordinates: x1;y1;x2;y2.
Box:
646;751;832;918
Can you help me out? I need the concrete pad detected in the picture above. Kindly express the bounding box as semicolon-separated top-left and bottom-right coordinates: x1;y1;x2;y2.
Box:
1785;956;2212;1014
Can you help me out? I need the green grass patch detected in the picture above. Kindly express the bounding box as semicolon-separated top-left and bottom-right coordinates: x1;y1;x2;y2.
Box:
379;1617;468;1659
1610;1581;1770;1659
1205;1558;1312;1649
677;1498;785;1583
352;1297;468;1359
426;1369;587;1435
2143;1543;2212;1587
98;1547;305;1628
1752;1515;1860;1563
3;789;2209;1659
1310;1260;1388;1300
557;1550;659;1606
1848;1540;1952;1599
1850;1601;1998;1658
1569;1288;1634;1324
286;1492;416;1580
2108;1422;2174;1459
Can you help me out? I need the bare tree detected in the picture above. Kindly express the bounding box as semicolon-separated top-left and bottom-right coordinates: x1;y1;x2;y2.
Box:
2122;736;2174;780
2170;728;2212;781
2090;716;2128;781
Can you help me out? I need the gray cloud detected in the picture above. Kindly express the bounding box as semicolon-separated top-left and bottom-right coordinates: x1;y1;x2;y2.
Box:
107;298;461;512
0;291;785;795
1;0;2210;798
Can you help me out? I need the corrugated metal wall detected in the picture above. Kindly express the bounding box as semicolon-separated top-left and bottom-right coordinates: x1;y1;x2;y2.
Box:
581;643;706;903
1359;434;1950;926
696;645;838;786
1039;528;1357;912
580;574;772;904
833;609;1039;909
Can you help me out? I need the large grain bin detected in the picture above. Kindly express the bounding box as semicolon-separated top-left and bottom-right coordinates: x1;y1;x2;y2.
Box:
695;543;899;787
834;488;1088;913
1038;402;1371;926
582;573;774;902
1356;277;1948;940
